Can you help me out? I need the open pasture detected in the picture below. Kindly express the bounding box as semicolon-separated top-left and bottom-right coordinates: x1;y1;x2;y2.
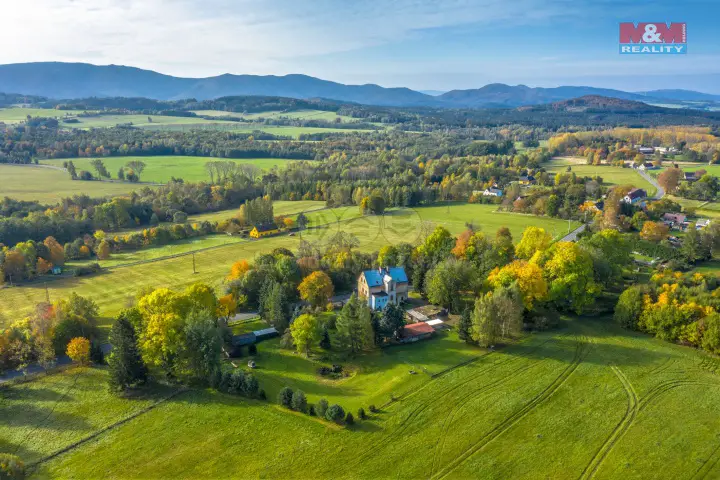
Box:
59;114;233;129
0;165;147;204
16;317;720;479
193;109;357;123
545;158;657;196
41;155;304;183
0;108;87;123
0;204;577;329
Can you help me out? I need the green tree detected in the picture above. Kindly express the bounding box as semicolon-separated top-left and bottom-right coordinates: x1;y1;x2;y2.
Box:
277;386;294;408
515;227;552;259
291;390;308;412
260;281;289;332
107;311;148;392
325;404;345;423
377;245;398;267
701;313;720;355
458;308;472;343
471;285;523;347
290;314;321;356
378;302;405;342
333;294;374;353
417;226;455;266
0;453;25;479
183;310;223;380
425;258;473;312
316;398;329;417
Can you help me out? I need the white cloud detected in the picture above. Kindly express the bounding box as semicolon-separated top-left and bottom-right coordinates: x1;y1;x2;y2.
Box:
0;0;578;77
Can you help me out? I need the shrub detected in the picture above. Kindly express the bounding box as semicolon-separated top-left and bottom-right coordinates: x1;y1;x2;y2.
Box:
308;405;316;416
258;389;267;401
357;407;366;420
325;404;345;423
369;404;377;413
90;342;105;364
66;337;91;365
345;412;354;425
316;398;329;418
0;453;25;479
248;344;257;355
242;374;259;398
277;386;294;408
173;211;188;223
291;390;307;412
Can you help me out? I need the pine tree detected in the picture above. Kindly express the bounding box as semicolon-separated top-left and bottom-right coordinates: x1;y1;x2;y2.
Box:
458;308;472;343
107;312;148;392
333;294;374;354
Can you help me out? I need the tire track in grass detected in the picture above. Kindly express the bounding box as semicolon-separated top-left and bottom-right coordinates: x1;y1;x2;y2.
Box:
431;337;589;480
429;358;544;476
579;378;720;480
691;441;720;480
578;365;638;480
429;333;574;475
350;337;557;469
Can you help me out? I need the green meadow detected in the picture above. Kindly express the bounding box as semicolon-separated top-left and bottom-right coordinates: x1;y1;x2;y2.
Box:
3;316;717;479
41;155;305;183
545;158;657;196
0;165;147;204
0;107;88;123
193;108;357;122
59;113;233;129
0;204;577;330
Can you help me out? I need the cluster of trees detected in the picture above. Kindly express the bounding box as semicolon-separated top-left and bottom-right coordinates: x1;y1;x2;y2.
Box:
0;293;102;373
548;127;720;163
658;167;720;202
0;236;65;283
277;387;354;425
615;271;720;355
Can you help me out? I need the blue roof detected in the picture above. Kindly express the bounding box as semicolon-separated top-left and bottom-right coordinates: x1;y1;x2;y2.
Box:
362;267;408;286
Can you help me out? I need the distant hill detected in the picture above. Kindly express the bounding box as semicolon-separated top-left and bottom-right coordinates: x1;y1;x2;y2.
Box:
0;62;718;110
0;62;438;107
520;95;666;113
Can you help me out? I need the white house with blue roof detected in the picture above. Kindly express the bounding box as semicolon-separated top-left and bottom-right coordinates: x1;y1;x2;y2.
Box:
357;267;409;310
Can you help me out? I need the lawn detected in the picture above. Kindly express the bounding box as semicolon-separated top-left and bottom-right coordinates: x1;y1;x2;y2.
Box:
19;316;720;479
59;114;233;129
193;109;357;123
41;156;306;183
0;108;87;123
0;204;577;330
545;158;657;196
0;165;149;204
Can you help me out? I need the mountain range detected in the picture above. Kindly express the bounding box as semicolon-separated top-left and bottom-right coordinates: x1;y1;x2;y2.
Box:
1;62;719;109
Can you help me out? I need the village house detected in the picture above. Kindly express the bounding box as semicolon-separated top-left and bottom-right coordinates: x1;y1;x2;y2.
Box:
684;171;698;182
357;267;409;310
696;219;712;230
622;188;647;205
249;223;280;238
399;322;435;343
518;175;536;186
637;147;655;155
637;162;658;171
483;188;503;197
662;213;687;229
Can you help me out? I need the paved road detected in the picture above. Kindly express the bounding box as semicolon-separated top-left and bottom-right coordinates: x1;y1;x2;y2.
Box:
637;169;665;200
560;223;587;242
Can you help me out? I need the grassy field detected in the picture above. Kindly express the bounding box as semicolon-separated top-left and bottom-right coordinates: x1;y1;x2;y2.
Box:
546;158;657;196
0;108;87;123
10;316;719;479
0;165;148;203
193;109;357;123
59;114;233;129
41;156;305;183
0;204;577;330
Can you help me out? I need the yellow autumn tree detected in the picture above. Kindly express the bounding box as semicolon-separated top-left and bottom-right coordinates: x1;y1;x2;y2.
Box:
487;260;548;309
298;271;334;307
66;337;91;365
515;227;552;259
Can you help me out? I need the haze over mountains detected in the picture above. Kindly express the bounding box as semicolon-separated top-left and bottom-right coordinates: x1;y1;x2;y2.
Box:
1;62;719;109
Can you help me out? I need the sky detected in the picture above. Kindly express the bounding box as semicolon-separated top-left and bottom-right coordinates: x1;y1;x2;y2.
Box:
1;0;719;93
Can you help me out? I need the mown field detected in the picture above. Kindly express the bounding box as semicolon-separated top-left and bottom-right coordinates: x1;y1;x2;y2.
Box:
545;158;657;196
0;165;148;203
59;113;234;129
41;155;305;183
5;317;718;479
0;204;578;330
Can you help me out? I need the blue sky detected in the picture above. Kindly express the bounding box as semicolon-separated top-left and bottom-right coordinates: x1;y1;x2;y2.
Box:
2;0;719;92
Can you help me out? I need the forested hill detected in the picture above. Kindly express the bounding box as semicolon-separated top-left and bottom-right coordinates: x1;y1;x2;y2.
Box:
1;62;719;109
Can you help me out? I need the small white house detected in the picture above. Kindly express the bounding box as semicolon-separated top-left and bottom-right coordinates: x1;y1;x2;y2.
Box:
483;188;503;197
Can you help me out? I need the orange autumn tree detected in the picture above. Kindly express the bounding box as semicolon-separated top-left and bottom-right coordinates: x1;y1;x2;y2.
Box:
451;229;474;258
640;221;669;243
227;259;250;281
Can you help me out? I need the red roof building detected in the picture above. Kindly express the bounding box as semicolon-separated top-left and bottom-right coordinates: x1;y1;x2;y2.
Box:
400;322;435;343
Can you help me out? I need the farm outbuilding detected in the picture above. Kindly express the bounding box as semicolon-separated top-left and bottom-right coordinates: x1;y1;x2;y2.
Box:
400;322;435;343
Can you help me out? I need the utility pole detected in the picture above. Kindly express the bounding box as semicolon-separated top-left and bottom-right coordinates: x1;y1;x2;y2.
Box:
192;253;197;274
45;283;50;303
